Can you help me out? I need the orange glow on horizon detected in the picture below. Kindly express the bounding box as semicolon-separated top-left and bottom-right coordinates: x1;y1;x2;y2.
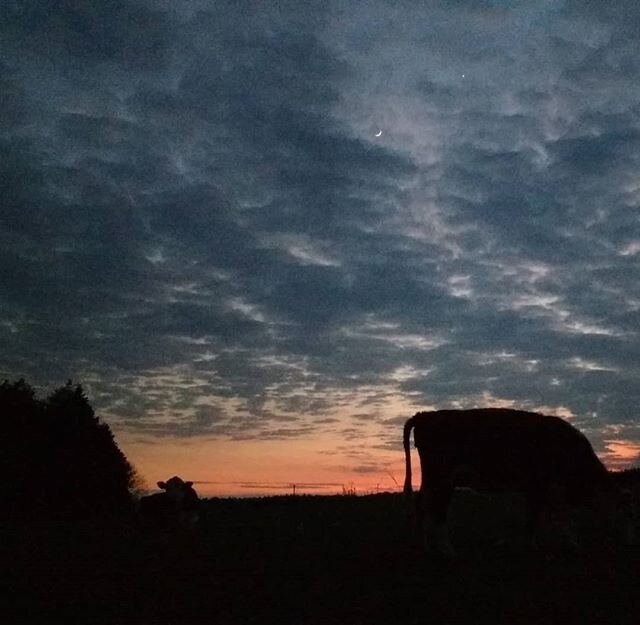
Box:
110;380;422;498
601;439;640;471
112;403;639;498
117;432;405;498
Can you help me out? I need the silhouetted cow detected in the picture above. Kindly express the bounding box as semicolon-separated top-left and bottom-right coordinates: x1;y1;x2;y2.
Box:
403;408;636;556
138;476;200;528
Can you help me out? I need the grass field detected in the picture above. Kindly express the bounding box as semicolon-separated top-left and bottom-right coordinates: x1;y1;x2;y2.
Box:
2;491;639;624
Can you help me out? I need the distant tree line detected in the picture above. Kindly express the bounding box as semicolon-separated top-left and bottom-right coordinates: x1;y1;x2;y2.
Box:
1;378;140;519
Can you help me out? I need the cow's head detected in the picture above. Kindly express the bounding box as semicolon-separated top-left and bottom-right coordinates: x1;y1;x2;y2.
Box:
157;476;193;505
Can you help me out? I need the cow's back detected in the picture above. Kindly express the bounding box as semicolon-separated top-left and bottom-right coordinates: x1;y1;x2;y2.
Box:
138;492;172;522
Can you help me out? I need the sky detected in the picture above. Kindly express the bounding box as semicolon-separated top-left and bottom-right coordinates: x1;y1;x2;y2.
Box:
2;0;640;496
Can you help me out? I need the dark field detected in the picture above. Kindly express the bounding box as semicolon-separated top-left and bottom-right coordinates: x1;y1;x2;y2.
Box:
2;492;639;625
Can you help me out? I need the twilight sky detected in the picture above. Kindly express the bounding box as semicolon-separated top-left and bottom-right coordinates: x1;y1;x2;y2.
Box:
2;0;639;495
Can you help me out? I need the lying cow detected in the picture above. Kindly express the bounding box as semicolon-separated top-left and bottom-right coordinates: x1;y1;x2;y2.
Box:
138;476;200;528
403;408;636;556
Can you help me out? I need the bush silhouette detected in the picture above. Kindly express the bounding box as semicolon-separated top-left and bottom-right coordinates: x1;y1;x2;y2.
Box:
1;379;139;519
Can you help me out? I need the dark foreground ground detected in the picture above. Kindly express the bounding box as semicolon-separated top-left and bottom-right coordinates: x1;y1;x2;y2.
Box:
2;490;639;625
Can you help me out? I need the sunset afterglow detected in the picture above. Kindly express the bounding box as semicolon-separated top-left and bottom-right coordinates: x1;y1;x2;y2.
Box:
2;1;639;496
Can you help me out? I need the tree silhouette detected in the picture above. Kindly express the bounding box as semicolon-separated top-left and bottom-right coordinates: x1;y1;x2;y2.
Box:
2;379;47;516
1;379;139;519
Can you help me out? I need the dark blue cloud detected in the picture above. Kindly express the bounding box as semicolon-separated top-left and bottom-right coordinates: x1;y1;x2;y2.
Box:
2;1;171;68
1;0;639;465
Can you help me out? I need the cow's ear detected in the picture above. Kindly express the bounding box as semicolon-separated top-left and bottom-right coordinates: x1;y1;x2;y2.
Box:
158;481;167;489
185;481;193;487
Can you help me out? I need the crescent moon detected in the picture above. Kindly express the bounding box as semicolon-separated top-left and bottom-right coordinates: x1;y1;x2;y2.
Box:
375;129;383;137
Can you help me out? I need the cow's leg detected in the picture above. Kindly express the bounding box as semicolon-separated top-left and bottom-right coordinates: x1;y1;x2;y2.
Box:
548;504;579;550
524;492;545;550
403;485;429;549
404;486;422;537
618;489;638;545
592;488;638;546
548;483;583;550
525;488;579;551
424;485;454;558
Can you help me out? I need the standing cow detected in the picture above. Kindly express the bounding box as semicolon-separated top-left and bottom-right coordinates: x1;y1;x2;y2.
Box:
138;476;200;528
403;408;635;556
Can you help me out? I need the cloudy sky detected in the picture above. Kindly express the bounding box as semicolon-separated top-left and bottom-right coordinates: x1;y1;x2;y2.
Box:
2;0;639;495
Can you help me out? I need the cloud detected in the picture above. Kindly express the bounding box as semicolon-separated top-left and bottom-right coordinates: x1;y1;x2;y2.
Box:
1;1;639;466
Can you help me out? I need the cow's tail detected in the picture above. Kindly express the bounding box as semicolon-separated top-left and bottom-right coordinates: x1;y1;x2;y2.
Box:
403;415;415;496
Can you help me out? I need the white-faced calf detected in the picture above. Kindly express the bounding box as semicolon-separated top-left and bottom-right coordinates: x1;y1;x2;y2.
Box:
138;476;200;528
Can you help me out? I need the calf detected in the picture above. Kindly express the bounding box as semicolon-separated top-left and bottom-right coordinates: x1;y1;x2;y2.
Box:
403;408;635;556
138;476;200;528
